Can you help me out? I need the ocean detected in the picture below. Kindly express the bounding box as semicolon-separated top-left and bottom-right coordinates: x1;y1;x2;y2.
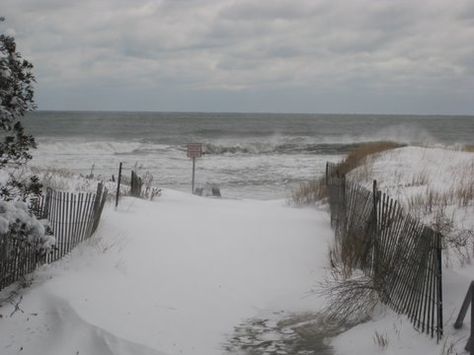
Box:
23;111;474;199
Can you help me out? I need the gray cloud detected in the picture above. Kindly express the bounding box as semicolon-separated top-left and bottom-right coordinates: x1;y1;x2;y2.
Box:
1;0;474;113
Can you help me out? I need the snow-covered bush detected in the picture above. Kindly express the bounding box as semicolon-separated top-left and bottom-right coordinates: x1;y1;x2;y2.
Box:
0;200;55;255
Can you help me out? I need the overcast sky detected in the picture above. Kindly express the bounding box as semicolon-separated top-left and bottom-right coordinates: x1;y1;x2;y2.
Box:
2;0;474;114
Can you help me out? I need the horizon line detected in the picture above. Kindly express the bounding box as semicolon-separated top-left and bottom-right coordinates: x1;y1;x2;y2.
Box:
31;109;474;118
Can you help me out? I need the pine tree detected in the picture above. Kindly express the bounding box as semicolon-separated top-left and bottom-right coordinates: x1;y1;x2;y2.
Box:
0;16;36;169
0;17;41;201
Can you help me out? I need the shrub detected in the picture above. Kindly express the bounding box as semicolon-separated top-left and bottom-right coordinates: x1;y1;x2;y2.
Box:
0;200;54;255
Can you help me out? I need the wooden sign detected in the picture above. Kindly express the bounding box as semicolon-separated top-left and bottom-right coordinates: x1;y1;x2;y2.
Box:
187;143;203;193
187;143;202;158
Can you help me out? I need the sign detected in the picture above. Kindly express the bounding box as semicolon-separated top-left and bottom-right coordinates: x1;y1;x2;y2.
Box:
187;143;203;193
187;143;202;158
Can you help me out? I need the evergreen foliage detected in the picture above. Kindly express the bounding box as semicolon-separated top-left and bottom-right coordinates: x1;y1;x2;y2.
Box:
0;17;41;201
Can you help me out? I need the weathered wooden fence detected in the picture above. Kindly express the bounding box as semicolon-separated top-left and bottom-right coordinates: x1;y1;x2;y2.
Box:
326;162;443;340
130;170;143;198
0;183;108;291
115;164;147;206
0;233;38;291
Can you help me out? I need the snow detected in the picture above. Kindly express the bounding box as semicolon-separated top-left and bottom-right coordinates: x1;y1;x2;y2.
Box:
0;190;333;355
0;145;473;355
350;146;474;202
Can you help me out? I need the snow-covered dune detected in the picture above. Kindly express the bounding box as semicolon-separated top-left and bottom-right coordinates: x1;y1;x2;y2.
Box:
1;292;165;355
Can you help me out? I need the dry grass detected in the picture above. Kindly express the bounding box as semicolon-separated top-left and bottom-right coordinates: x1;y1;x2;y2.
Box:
290;142;402;206
407;186;474;217
290;178;327;206
338;141;404;176
407;189;448;216
463;145;474;152
408;170;429;187
318;270;379;323
30;166;76;178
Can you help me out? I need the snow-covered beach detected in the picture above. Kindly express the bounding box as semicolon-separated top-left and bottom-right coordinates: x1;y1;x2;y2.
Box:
0;189;334;355
1;145;473;355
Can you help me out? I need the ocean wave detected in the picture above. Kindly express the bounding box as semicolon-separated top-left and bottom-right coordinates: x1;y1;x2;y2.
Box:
34;122;444;158
35;139;177;156
204;142;374;155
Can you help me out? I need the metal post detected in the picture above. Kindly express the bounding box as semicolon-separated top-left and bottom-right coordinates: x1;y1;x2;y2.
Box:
115;162;122;208
192;157;196;194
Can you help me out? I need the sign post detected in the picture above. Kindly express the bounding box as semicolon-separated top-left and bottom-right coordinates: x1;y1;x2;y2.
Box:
187;143;202;193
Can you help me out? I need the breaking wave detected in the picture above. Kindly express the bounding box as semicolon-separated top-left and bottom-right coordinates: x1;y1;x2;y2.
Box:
204;142;378;155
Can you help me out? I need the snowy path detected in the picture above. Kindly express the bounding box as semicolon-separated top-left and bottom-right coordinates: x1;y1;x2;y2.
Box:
0;190;333;355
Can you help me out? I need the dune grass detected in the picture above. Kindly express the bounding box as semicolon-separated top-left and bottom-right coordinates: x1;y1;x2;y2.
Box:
337;141;404;176
291;141;403;206
291;178;327;206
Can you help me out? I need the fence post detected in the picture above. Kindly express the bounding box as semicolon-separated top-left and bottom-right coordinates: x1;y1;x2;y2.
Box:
454;281;473;353
115;162;122;208
94;182;103;214
325;162;329;185
436;232;444;341
372;180;379;280
471;287;473;354
43;188;52;219
92;185;107;235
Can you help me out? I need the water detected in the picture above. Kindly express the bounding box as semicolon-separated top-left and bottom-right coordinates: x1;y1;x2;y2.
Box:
23;111;474;199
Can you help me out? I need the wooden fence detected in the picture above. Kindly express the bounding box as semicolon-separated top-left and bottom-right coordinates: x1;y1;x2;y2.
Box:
130;170;143;198
0;183;108;291
326;162;443;340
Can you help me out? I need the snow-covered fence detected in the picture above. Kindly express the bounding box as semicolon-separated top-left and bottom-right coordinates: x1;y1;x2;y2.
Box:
114;166;160;206
40;182;108;263
326;162;443;341
0;183;107;291
0;232;38;290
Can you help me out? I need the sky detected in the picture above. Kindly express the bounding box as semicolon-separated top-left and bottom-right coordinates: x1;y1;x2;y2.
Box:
2;0;474;114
